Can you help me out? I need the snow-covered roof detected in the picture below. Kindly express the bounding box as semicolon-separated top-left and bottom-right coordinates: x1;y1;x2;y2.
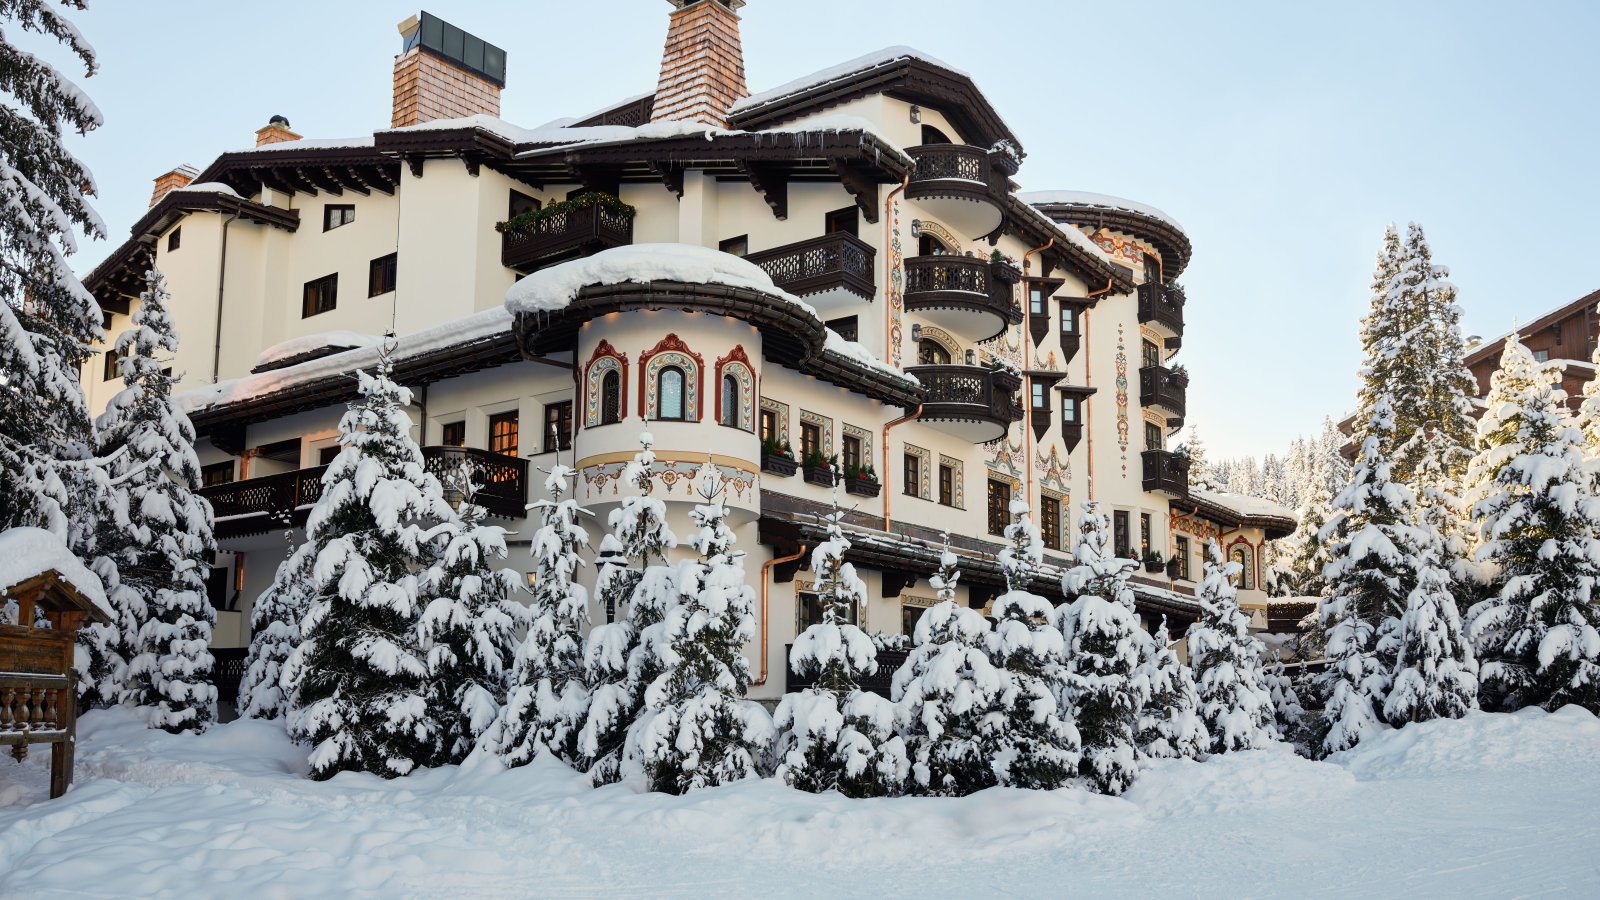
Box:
255;331;383;370
504;243;819;318
507;114;910;167
730;46;968;116
171;182;239;197
227;136;376;154
1190;489;1297;524
1018;190;1187;237
566;92;655;128
825;328;916;384
0;527;112;620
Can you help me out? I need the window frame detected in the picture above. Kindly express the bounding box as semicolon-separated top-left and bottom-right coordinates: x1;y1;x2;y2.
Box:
302;273;338;318
318;446;341;466
601;371;622;425
917;339;951;366
1062;395;1078;424
490;410;520;457
1041;495;1060;550
1113;510;1130;558
842;434;861;472
1142;339;1162;369
657;366;686;421
1141;513;1152;556
542;402;572;454
824;206;859;238
1174;536;1190;581
800;422;821;463
167;227;181;252
903;453;919;497
509;189;540;219
1060;304;1076;335
441;421;466;447
720;374;740;428
760;409;776;444
368;253;397;297
200;461;234;487
1145;421;1162;452
987;479;1011;536
1032;382;1046;410
939;464;954;507
719;234;749;257
323;203;356;232
1028;283;1045;317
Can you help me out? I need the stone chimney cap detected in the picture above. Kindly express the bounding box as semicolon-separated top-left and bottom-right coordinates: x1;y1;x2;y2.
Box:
666;0;745;9
269;115;290;127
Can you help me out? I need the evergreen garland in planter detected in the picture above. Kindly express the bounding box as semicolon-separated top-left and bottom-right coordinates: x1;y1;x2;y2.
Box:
495;192;637;233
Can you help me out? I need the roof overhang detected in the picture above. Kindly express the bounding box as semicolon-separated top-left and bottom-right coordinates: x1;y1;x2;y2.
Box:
1030;201;1193;280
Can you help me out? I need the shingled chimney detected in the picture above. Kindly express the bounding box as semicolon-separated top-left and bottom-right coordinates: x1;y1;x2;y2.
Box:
148;164;199;208
255;115;300;147
392;12;506;127
650;0;748;129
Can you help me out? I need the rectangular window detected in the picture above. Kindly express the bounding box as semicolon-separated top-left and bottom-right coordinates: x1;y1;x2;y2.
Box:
1032;382;1046;409
441;421;466;447
490;410;520;457
324;204;355;231
719;235;748;257
1029;284;1044;316
987;480;1011;536
1175;536;1190;580
842;435;860;472
1141;513;1152;556
167;227;181;252
1146;421;1162;452
759;409;776;444
303;274;337;318
1143;339;1161;369
825;315;858;343
1062;395;1078;424
800;422;821;464
903;453;919;497
318;445;340;466
368;253;397;297
939;464;954;507
800;590;857;631
200;461;234;487
1060;305;1075;334
542;402;571;453
1533;349;1550;363
1041;495;1060;550
825;207;859;238
509;189;540;219
1114;510;1130;558
102;342;127;382
902;604;926;638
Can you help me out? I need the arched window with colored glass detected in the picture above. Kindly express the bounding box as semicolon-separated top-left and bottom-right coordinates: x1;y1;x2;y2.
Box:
658;366;685;420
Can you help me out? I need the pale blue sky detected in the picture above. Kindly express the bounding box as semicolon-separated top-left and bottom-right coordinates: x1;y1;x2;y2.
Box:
53;0;1600;459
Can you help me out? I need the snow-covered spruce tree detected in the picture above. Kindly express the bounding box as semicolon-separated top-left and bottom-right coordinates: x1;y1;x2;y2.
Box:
90;269;217;730
418;468;529;766
1137;617;1207;760
0;1;106;542
1464;335;1600;715
1182;427;1219;493
1056;583;1145;795
1061;500;1139;611
892;537;1001;796
1265;659;1306;749
492;462;592;768
238;536;314;720
637;472;773;793
1187;540;1276;753
774;482;907;797
579;432;678;785
983;499;1078;789
1315;394;1422;756
281;347;455;780
1383;543;1478;725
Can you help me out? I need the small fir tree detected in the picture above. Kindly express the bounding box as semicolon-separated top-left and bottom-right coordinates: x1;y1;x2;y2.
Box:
281;347;454;780
1383;543;1478;725
892;538;1001;796
1264;659;1307;749
636;469;773;793
1187;541;1276;753
1464;335;1600;714
1056;589;1144;794
239;535;314;721
1061;500;1139;610
1136;617;1207;760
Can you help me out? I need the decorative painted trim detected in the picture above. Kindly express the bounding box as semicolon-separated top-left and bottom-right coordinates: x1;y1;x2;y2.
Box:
1036;443;1070;493
1081;228;1149;269
916;324;961;359
914;220;963;253
759;397;789;443
889;200;904;369
1115;324;1129;478
1225;536;1256;591
985;433;1023;477
799;409;833;459
583;340;629;428
899;592;940;609
842;423;873;469
938;453;965;509
713;345;756;432
576;451;758;505
638;333;704;422
1172;510;1220;543
903;442;931;500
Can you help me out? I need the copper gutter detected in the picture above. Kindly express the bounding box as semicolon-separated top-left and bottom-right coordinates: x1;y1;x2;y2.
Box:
1083;277;1113;500
755;543;807;686
1021;239;1053;512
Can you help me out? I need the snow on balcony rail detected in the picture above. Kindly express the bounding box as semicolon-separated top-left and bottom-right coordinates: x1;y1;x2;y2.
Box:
504;243;819;316
255;332;383;370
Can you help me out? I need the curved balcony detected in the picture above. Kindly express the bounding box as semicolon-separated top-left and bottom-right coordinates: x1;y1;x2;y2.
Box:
1137;282;1185;344
1142;449;1190;500
745;232;876;317
905;144;1010;239
905;364;1024;443
1139;365;1187;424
903;255;1022;344
502;203;633;273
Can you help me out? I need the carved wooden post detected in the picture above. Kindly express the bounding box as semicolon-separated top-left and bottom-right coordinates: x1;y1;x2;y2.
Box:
49;676;76;800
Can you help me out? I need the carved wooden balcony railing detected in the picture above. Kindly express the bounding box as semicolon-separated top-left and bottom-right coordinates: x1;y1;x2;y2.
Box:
501;203;633;273
1142;449;1190;500
199;446;529;540
905;364;1024;443
1137;282;1185;344
905;144;1010;241
786;645;909;698
745;233;876;300
903;255;1022;344
1139;365;1187;423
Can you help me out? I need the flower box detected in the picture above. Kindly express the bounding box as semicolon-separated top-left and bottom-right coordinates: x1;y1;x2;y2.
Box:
989;260;1022;285
1166;560;1184;580
845;477;882;498
1144;560;1165;574
802;465;838;487
761;454;797;477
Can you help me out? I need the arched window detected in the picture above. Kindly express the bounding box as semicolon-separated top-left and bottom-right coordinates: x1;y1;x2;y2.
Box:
1231;546;1252;590
721;375;739;427
921;124;952;145
658;366;685;420
601;370;621;425
918;234;951;256
918;339;951;365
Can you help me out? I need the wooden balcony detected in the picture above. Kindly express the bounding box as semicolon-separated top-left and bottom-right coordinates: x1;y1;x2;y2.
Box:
1138;282;1185;344
199;446;528;540
745;233;876;316
501;203;632;273
905;364;1024;443
1142;449;1190;500
1139;365;1187;424
903;255;1022;344
786;645;909;699
905;143;1010;238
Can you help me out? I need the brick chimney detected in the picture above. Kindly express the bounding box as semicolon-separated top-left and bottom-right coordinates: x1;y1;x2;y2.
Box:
254;115;301;147
149;164;200;208
650;0;748;129
391;13;505;128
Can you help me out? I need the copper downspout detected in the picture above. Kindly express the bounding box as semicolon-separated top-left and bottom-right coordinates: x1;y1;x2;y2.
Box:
882;404;923;531
1021;239;1053;512
1083;277;1114;501
885;174;910;368
754;544;807;686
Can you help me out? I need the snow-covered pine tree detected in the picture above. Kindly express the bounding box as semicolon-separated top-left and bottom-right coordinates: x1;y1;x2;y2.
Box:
1136;617;1207;760
1188;540;1276;753
982;499;1078;789
419;467;529;766
892;537;1000;796
238;536;313;720
636;470;773;793
580;432;678;785
1464;335;1600;715
774;480;907;797
281;346;455;779
1056;584;1145;794
1061;500;1138;610
1264;659;1306;748
1383;541;1478;725
0;1;106;542
89;269;217;730
493;461;592;768
1182;427;1219;493
1315;394;1422;756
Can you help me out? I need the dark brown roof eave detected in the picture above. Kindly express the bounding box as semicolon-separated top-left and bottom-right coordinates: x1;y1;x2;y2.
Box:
1031;202;1193;280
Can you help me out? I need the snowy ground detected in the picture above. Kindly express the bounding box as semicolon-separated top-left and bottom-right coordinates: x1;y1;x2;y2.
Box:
0;707;1595;899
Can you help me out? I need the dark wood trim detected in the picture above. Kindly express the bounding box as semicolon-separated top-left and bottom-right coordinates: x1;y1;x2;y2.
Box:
826;158;880;224
1031;201;1193;281
1003;196;1136;296
646;160;684;198
735;160;788;220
